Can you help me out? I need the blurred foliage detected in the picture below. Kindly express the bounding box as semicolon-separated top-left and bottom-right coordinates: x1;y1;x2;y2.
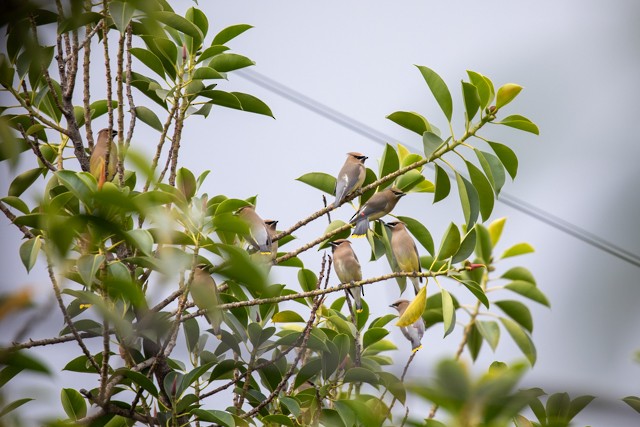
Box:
0;1;607;427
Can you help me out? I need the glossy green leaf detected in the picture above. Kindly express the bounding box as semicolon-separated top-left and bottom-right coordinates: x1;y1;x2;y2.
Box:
496;114;539;135
622;396;640;414
474;149;506;195
153;37;178;78
487;141;518;180
433;164;450;203
495;83;523;109
1;196;30;215
505;281;550;307
441;289;456;337
126;229;154;256
77;254;105;287
117;368;159;397
466;161;494;222
423;131;445;159
0;398;33;419
476;320;500;351
191;409;235;427
379;143;399;188
567;395;596;420
186;7;208;38
9;168;43;197
343;367;378;385
461;81;481;122
397;215;434;256
363;327;389;348
262;415;293;427
437;222;460;260
460;279;489;308
192;66;225;80
153;11;202;45
132;106;163;134
230;91;274;118
501;266;536;285
272;310;305;323
209;53;254;72
386;111;431;135
129;48;165;78
294;358;322;389
495;300;533;332
455;172;479;229
467;323;482;361
416;65;453;122
214;244;267;294
500;317;536;365
501;242;535;259
295;172;336;196
212;24;253;45
19;236;41;272
488;217;506;247
197;45;230;63
451;228;476;264
467;70;492;109
176;167;196;199
298;268;318;294
61;388;87;420
109;1;136;34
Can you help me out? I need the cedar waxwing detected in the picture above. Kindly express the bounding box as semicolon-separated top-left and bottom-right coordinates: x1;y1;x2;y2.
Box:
390;299;425;352
236;205;272;255
90;128;118;188
350;188;406;237
264;219;279;261
334;152;368;207
386;221;422;295
192;264;222;338
329;239;363;313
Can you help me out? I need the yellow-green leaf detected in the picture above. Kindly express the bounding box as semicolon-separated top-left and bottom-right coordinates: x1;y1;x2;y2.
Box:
501;242;534;259
488;217;506;246
495;83;523;109
272;310;305;323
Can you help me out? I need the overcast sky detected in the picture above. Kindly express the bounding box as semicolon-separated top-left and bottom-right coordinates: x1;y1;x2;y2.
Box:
1;1;639;425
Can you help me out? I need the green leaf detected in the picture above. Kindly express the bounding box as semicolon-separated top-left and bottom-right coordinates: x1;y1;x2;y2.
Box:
197;45;230;63
476;320;500;351
505;281;550;307
262;415;294;427
192;66;225;80
212;24;253;45
230;92;274;118
397;215;434;256
363;327;389;348
117;368;159;397
502;266;536;285
153;11;203;45
437;222;460;260
466;161;494;222
9;168;43;197
488;217;506;247
1;196;30;215
191;409;235;427
296;172;336;196
459;279;489;309
19;236;41;272
441;289;456;337
501;242;535;259
467;323;482;361
467;70;492;109
416;65;453;122
209;53;254;72
455;172;479;229
495;300;533;332
622;396;640;414
176;167;196;199
495;83;523;109
298;268;318;293
294;358;322;389
496;114;539;135
500;317;536;365
379;143;399;187
461;81;481;122
89;100;119;120
488;141;518;180
132;106;163;133
126;229;154;256
474;149;506;195
0;398;33;418
76;254;105;287
129;48;165;78
386;111;431;135
109;1;136;35
186;7;208;38
451;228;476;264
272;310;305;323
343;367;378;386
423;131;444;159
61;388;87;420
433;164;450;203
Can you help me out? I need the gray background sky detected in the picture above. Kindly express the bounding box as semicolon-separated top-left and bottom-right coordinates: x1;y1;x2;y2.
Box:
1;0;639;425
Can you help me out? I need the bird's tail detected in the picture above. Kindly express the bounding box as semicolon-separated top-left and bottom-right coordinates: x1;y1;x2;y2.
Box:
351;217;369;237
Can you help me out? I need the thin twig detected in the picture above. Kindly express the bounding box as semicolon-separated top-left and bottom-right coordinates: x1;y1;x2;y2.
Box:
0;201;35;239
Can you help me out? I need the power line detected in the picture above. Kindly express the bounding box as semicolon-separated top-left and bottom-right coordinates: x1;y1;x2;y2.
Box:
237;69;640;269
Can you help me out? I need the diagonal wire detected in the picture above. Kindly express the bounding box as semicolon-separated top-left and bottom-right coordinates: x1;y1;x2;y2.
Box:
237;69;640;269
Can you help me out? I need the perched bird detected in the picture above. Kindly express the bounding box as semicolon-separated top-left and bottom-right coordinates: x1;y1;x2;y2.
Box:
191;264;222;338
334;152;368;207
390;299;425;352
329;239;363;313
236;205;272;255
90;128;118;188
386;221;422;295
264;219;279;261
350;187;406;237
